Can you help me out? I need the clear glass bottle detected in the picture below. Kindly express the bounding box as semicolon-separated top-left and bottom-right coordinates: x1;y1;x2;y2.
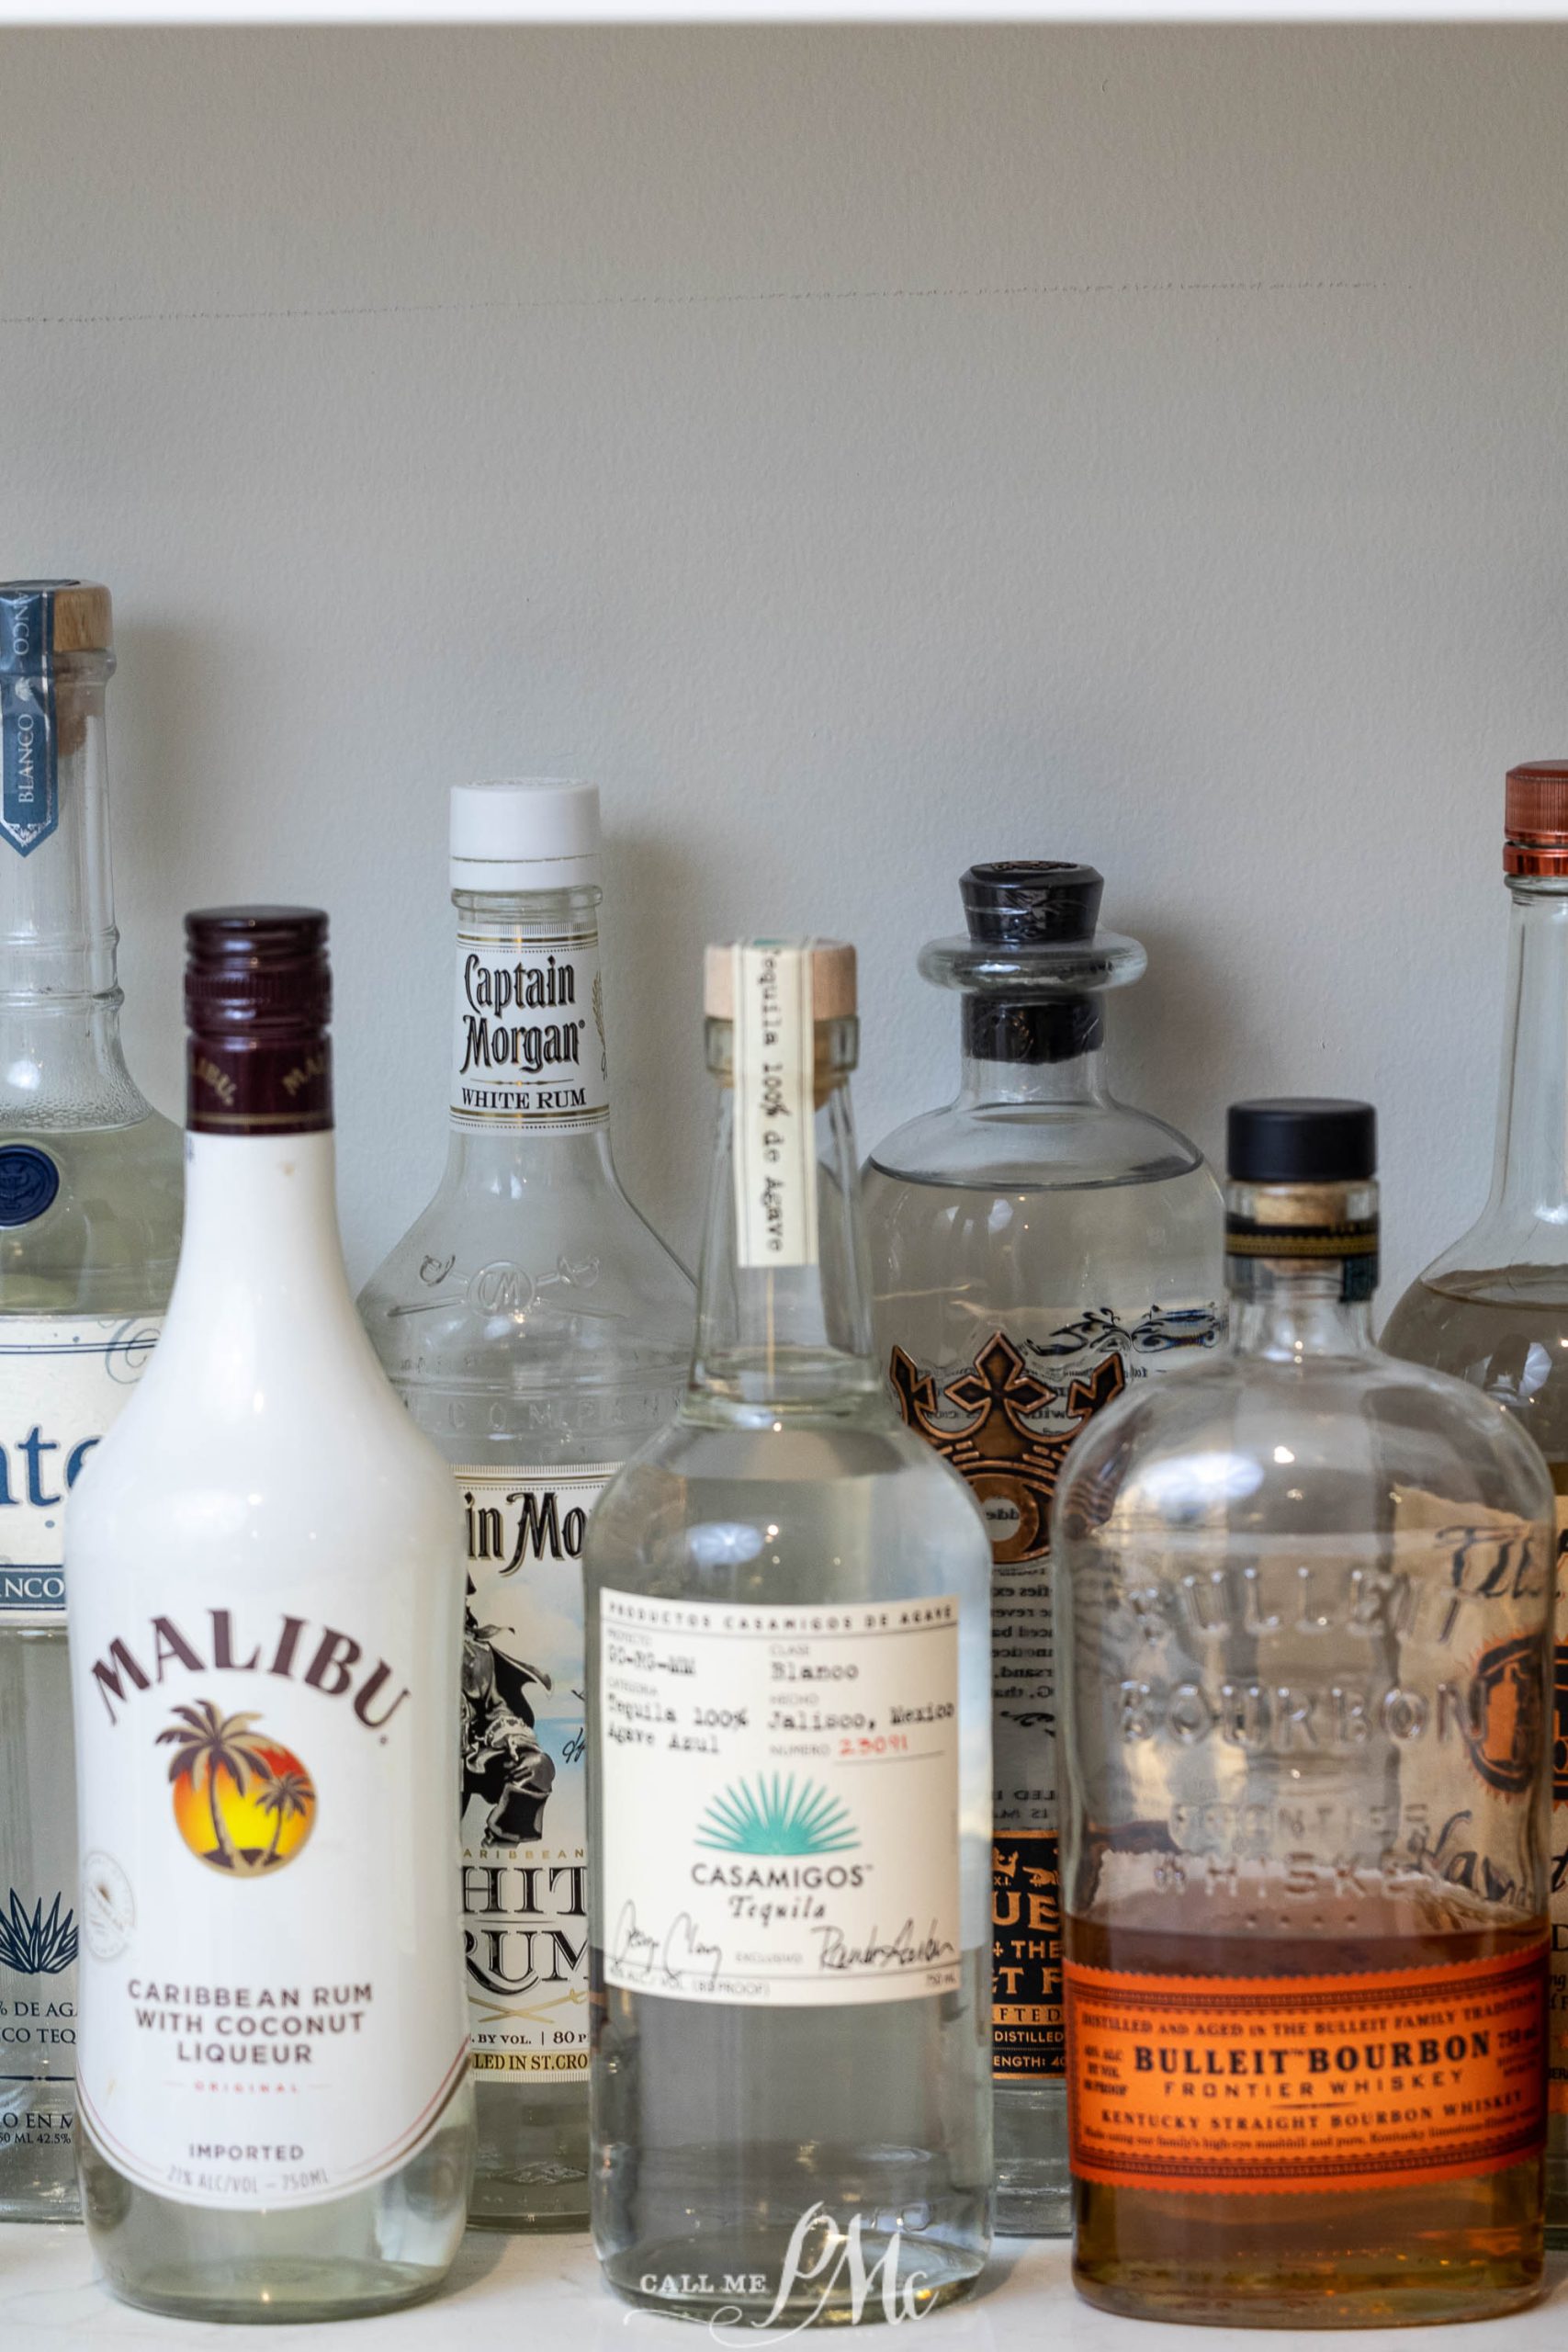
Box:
863;861;1222;2236
68;908;473;2322
357;780;693;2231
1055;1098;1552;2327
586;940;993;2327
0;582;181;2223
1382;763;1568;2240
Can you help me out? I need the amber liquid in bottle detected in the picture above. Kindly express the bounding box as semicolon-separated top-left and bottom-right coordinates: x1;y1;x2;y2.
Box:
1069;1895;1546;2328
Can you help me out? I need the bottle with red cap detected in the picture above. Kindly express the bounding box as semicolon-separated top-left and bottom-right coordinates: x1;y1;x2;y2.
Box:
65;908;474;2321
1385;762;1568;2239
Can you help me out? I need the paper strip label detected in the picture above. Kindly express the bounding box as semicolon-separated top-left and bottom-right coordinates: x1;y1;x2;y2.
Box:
731;942;818;1270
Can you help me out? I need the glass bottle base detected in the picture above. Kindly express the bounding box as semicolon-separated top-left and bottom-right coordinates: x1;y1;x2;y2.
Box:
601;2229;987;2327
0;2117;80;2224
1072;2258;1544;2332
78;2103;473;2324
995;2182;1069;2240
468;2076;588;2231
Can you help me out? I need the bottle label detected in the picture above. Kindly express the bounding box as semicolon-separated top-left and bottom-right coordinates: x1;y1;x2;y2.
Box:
0;589;58;858
731;942;818;1269
599;1589;962;2007
458;1464;615;2079
72;1588;469;2209
0;1315;161;1625
1064;1944;1548;2194
1551;1493;1568;2114
888;1306;1221;2082
451;931;608;1131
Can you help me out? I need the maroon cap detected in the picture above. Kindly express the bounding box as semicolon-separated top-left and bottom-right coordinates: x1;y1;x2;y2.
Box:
185;907;333;1136
1506;764;1568;877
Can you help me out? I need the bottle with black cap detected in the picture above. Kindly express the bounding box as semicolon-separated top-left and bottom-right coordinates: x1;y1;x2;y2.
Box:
65;910;474;2321
863;861;1222;2234
1384;762;1568;2237
1053;1097;1553;2324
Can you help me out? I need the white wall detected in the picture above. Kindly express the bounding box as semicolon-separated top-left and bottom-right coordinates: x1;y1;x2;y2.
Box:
3;26;1566;1299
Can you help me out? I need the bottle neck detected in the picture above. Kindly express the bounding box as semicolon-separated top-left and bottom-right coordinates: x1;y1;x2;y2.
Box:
0;652;143;1127
955;992;1110;1108
444;885;619;1191
164;1128;359;1362
1472;879;1568;1260
1224;1177;1380;1362
688;1014;882;1418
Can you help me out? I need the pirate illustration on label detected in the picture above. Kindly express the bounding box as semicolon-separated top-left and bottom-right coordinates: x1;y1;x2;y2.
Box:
461;1584;557;1844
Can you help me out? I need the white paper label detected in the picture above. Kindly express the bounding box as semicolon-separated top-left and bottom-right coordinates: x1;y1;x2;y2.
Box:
72;1582;469;2209
459;1464;615;2079
0;1315;161;1624
731;942;818;1269
600;1589;961;2007
451;930;608;1130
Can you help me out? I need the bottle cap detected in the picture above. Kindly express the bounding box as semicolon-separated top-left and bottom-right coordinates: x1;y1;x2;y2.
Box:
1505;763;1568;877
0;581;113;673
961;861;1104;947
1226;1098;1376;1184
450;778;601;893
185;907;333;1136
704;939;857;1021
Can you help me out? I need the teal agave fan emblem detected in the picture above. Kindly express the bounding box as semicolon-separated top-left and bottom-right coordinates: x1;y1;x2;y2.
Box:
0;1889;78;1976
695;1774;858;1857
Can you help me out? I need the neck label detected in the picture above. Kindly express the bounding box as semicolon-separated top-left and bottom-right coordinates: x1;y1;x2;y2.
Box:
451;932;608;1132
731;943;818;1269
0;590;58;859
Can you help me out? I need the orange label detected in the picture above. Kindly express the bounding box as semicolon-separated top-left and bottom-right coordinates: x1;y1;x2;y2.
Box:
1065;1943;1547;2195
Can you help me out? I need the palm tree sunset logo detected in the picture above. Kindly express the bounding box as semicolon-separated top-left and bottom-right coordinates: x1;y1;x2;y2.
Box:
157;1702;317;1877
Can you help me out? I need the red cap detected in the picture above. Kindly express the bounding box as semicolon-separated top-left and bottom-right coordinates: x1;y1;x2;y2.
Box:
1506;763;1568;876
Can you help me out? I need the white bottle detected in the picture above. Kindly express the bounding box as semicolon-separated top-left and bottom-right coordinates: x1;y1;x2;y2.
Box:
66;907;474;2324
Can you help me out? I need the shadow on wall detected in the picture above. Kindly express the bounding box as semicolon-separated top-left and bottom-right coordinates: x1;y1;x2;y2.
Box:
601;821;705;1266
1111;911;1269;1172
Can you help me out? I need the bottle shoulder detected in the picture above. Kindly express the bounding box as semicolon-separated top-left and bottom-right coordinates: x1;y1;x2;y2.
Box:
0;1109;184;1314
358;1159;694;1380
1056;1343;1556;1531
865;1098;1213;1196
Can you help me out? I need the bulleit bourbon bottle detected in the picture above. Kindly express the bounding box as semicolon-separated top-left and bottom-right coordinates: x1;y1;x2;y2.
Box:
1055;1099;1552;2324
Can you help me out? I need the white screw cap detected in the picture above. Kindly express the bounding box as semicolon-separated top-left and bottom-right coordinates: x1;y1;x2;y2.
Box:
449;777;602;893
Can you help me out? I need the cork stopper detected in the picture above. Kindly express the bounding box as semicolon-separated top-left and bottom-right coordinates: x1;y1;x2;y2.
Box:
0;581;112;669
704;939;856;1022
1506;763;1568;876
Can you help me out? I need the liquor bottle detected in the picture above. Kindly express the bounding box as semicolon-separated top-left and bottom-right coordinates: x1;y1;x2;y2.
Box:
67;908;473;2321
357;779;692;2230
0;582;181;2222
586;940;993;2327
1382;764;1568;2240
862;861;1222;2235
1055;1099;1552;2326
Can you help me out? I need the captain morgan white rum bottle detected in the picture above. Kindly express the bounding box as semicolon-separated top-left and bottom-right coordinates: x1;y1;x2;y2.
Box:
66;908;474;2321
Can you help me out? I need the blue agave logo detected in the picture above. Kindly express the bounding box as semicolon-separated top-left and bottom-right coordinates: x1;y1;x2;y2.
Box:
0;1889;78;1976
695;1775;857;1857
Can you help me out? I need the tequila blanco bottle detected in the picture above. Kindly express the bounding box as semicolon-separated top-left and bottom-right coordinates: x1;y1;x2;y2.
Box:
0;582;181;2222
68;909;473;2321
357;780;692;2229
586;940;993;2326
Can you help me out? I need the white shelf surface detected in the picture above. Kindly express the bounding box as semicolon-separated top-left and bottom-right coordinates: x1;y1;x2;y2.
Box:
2;2228;1566;2349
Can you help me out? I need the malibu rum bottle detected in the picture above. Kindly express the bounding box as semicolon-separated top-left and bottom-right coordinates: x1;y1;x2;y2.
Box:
586;940;993;2326
863;861;1221;2234
1383;763;1568;2241
0;582;181;2222
358;780;692;2228
67;909;473;2320
1056;1100;1551;2324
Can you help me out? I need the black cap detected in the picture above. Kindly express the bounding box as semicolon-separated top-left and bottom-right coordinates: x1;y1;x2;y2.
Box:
1227;1099;1377;1184
962;862;1103;948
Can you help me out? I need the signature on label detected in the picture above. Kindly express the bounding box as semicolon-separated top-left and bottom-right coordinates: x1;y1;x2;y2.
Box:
610;1901;723;1993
